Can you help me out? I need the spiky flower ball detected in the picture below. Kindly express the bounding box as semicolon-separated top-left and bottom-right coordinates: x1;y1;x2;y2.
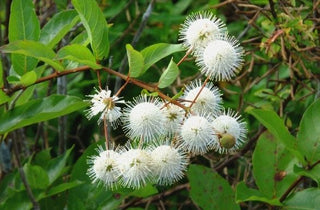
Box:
116;148;152;189
196;35;244;81
211;109;247;153
151;144;188;185
180;115;217;155
87;146;120;189
85;88;125;127
183;80;223;115
179;11;227;53
122;96;166;142
162;104;185;136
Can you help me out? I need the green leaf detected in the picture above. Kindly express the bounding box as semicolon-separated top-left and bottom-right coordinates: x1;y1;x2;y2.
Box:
20;71;37;86
2;191;32;210
187;164;240;210
126;44;144;78
296;99;320;164
46;180;83;197
294;164;320;185
0;95;87;134
72;0;109;59
252;132;299;199
158;58;179;88
236;182;282;206
40;10;80;48
0;90;10;105
247;109;304;163
8;0;40;75
141;43;184;72
0;58;3;87
57;44;101;69
129;183;158;198
283;188;320;209
46;146;74;184
0;40;64;71
24;163;50;189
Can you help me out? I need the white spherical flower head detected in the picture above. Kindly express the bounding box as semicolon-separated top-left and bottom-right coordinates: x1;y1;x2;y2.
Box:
183;80;223;115
179;11;226;52
196;36;244;81
87;147;120;189
151;145;188;185
212;110;247;153
162;104;185;136
116;148;152;189
122;96;166;142
180;115;217;155
85;88;125;128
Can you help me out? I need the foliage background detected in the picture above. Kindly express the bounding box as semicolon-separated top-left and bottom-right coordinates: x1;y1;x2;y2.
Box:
0;0;320;209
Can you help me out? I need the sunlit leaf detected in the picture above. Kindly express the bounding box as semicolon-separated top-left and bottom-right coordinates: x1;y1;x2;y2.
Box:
0;40;64;71
0;95;87;134
158;58;179;88
8;0;40;75
40;10;80;48
126;44;144;78
72;0;109;59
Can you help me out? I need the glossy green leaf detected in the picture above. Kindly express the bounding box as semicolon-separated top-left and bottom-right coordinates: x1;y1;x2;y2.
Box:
141;43;184;72
296;99;320;164
23;163;50;189
294;164;320;185
0;40;64;71
8;0;40;75
126;44;144;78
0;95;87;134
187;164;240;210
57;44;101;69
283;188;320;209
158;58;179;88
20;71;37;86
46;146;74;184
129;183;158;198
40;10;80;48
236;182;282;206
45;180;83;197
252;132;299;199
0;90;10;105
72;0;109;59
247;109;304;163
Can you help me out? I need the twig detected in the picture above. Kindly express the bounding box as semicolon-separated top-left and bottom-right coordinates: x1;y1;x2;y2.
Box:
114;0;156;93
12;131;40;210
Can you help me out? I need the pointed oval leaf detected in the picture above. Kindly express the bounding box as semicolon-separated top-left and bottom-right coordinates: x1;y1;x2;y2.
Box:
72;0;109;59
252;132;299;198
40;10;80;48
283;188;320;209
141;43;184;72
126;44;144;78
0;40;64;71
0;95;87;134
9;0;40;75
158;58;179;88
247;109;304;163
24;163;50;189
297;99;320;164
187;164;240;210
57;44;101;69
236;182;282;206
20;70;37;86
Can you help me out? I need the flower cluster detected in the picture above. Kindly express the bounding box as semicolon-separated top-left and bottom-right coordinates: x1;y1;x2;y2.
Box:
179;11;244;81
85;11;247;190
